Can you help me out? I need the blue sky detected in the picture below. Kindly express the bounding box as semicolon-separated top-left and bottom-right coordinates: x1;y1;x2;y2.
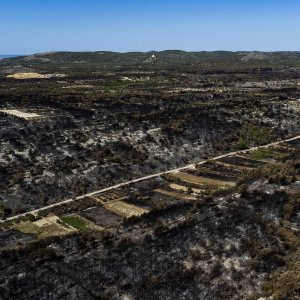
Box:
1;0;299;54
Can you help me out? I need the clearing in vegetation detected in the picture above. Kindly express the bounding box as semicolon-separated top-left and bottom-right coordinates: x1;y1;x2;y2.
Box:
33;215;60;227
0;109;41;120
37;223;74;239
7;72;48;79
6;72;65;79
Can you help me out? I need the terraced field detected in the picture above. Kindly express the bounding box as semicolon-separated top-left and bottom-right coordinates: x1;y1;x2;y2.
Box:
168;171;236;187
0;135;299;300
2;137;298;241
154;188;197;201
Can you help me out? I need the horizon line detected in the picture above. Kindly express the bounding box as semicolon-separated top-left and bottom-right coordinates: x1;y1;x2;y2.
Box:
1;49;300;56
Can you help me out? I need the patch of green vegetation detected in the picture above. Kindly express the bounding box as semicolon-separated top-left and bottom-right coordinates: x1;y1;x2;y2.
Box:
234;124;274;149
14;222;42;235
24;213;37;222
261;242;300;299
60;215;88;232
37;210;49;218
249;148;286;160
265;162;299;185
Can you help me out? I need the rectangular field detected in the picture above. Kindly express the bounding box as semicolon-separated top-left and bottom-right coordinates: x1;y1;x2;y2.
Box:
169;183;203;193
80;205;124;227
169;172;236;187
245;148;287;161
216;155;267;169
196;162;243;178
105;200;149;217
93;190;128;203
189;169;238;183
155;188;197;201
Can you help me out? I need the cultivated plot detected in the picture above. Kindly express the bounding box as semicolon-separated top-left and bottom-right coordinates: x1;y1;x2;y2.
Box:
154;188;197;201
105;200;149;217
169;171;236;187
216;155;266;170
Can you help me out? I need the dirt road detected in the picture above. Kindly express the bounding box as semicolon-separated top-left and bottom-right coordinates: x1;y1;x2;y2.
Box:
2;134;299;222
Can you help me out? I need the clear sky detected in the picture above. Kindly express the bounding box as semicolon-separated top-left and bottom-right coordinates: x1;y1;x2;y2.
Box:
1;0;300;54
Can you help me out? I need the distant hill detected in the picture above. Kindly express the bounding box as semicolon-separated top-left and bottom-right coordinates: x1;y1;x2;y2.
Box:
1;51;300;72
0;51;242;64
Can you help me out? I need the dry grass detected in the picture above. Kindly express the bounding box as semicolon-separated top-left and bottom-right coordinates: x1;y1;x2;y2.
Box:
7;72;65;80
38;223;73;238
34;215;60;227
14;215;75;238
105;200;148;217
14;222;42;235
7;72;47;79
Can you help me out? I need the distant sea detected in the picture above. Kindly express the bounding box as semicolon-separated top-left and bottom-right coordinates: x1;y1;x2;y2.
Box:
0;55;21;60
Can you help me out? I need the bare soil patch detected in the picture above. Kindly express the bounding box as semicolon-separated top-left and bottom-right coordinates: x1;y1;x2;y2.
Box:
7;72;65;79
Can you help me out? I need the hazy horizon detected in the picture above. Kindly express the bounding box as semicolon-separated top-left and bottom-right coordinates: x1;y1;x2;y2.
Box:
1;50;300;57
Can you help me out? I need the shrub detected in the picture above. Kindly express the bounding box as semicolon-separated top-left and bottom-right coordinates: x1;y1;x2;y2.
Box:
25;213;36;222
37;210;49;218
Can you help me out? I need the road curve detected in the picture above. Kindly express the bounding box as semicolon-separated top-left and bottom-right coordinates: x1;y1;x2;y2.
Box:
2;134;299;222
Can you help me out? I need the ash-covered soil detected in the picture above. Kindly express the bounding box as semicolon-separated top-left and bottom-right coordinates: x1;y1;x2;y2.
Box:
0;51;299;216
